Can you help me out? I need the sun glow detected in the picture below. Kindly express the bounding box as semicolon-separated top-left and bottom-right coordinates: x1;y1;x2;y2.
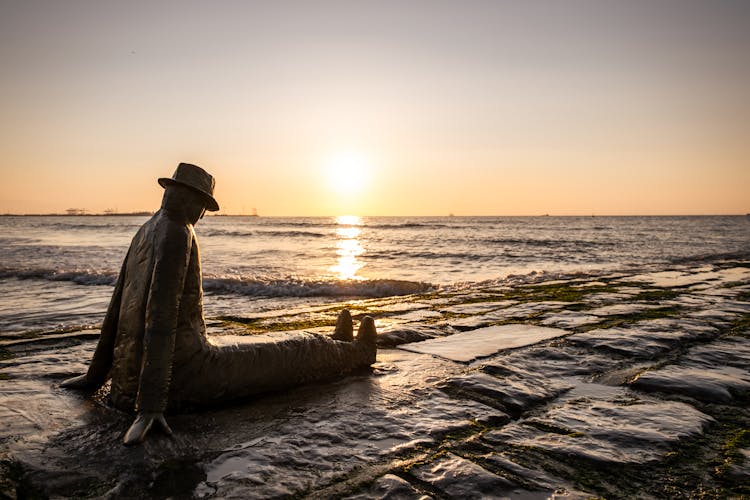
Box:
325;151;370;195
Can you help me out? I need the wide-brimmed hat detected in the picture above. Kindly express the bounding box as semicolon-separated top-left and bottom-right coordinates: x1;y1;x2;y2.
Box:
158;163;220;211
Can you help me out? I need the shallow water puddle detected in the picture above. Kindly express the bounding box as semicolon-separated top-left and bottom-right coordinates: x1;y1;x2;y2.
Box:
398;324;568;363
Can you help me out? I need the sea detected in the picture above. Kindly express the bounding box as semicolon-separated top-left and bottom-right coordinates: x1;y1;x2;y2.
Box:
1;215;749;336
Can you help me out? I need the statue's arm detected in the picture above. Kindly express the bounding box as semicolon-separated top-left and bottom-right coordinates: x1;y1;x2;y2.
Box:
86;248;129;384
61;248;129;389
135;222;192;415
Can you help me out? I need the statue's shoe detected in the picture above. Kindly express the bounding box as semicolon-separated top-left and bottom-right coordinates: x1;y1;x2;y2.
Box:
332;309;354;341
60;374;93;390
356;316;377;345
356;316;377;364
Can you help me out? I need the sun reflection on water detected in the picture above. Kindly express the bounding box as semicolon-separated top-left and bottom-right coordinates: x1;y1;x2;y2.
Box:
331;215;364;280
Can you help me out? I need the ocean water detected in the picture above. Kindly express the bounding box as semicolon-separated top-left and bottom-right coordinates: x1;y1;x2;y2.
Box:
1;215;748;335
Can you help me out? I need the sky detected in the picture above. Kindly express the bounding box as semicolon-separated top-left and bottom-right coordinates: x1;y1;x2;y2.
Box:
1;0;749;216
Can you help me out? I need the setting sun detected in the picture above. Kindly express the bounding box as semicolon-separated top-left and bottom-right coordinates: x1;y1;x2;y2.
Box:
324;151;370;196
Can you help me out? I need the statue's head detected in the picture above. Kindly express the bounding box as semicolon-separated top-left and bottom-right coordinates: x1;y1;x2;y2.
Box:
158;163;219;225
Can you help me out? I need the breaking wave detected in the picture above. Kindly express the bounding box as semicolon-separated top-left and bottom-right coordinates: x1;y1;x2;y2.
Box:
477;237;617;247
0;267;434;298
367;222;450;229
202;277;434;298
22;222;142;231
0;268;118;286
200;229;328;238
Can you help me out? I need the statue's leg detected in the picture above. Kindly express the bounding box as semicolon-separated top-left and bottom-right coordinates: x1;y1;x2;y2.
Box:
179;314;377;407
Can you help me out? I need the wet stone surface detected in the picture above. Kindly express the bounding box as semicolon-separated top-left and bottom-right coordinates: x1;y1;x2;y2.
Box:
2;262;750;498
567;318;719;359
441;371;570;418
398;324;568;363
631;365;750;403
341;474;428;500
376;324;449;348
446;302;566;331
438;301;518;316
539;310;601;329
630;335;750;403
485;387;714;464
409;453;517;499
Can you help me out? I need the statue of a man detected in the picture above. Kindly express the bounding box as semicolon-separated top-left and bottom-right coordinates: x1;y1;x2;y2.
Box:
62;163;377;444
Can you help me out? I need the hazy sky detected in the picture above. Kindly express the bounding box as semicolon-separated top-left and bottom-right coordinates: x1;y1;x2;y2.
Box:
1;0;748;215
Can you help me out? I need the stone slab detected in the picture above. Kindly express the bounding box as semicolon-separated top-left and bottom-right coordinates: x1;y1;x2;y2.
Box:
399;324;568;363
567;319;718;359
376;324;447;348
586;303;663;317
539;310;601;329
620;268;750;289
483;453;589;497
727;449;750;481
629;336;750;403
410;453;517;499
485;388;714;464
680;337;750;369
386;309;444;323
442;371;570;417
447;302;566;331
342;474;428;500
631;366;750;403
439;301;516;315
376;302;433;312
481;346;615;379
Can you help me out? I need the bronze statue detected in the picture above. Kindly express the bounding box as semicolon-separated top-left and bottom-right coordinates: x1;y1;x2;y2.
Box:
62;163;377;445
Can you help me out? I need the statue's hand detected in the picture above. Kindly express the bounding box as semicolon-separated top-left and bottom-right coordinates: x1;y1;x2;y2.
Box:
60;374;91;390
123;412;173;446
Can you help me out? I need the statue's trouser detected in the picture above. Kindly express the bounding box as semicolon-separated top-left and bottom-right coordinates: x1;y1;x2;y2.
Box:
152;332;376;410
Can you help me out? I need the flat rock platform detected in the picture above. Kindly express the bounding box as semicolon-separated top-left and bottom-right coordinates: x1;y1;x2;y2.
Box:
1;260;749;498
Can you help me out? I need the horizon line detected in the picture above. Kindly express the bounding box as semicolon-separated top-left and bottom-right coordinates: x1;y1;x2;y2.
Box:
1;212;748;218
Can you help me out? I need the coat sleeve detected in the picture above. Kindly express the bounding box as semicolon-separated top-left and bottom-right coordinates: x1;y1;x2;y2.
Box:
85;247;129;386
135;222;192;413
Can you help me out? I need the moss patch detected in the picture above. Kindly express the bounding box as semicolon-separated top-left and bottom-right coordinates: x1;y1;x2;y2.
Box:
0;331;41;342
726;313;750;338
631;288;683;302
443;293;512;305
502;282;618;303
577;306;682;332
722;281;748;289
522;420;584;437
717;428;750;475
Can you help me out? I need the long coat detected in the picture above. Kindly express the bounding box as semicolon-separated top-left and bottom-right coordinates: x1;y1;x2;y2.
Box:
84;209;375;413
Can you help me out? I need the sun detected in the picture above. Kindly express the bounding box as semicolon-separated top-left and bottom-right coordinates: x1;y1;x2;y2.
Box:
325;151;370;195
